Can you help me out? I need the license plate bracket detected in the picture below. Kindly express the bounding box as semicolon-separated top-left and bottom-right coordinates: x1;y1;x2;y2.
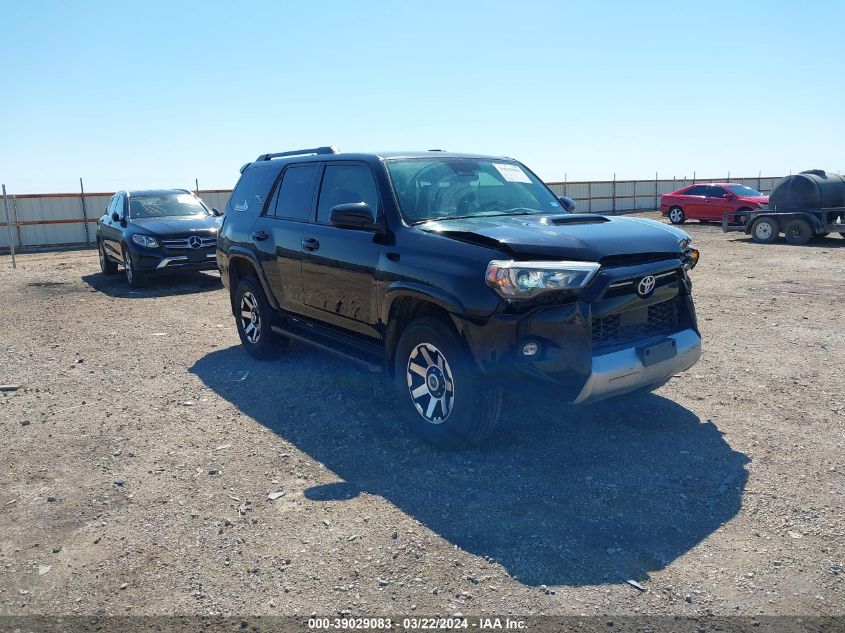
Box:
639;338;677;367
187;250;205;263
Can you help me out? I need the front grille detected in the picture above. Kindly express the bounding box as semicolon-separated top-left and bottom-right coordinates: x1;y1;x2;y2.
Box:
603;269;679;299
591;299;678;348
161;236;217;249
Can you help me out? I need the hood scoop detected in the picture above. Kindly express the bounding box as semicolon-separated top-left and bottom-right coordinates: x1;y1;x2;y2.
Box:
550;214;609;225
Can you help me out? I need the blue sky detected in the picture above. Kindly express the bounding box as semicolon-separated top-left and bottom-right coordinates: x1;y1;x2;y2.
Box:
1;0;843;193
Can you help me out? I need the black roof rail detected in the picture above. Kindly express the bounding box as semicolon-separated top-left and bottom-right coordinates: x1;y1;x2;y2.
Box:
255;146;340;162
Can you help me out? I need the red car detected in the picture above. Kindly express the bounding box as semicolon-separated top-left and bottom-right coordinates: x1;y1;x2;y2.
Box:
660;183;768;224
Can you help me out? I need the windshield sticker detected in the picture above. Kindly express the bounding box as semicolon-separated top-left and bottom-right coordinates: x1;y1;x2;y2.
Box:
492;163;532;183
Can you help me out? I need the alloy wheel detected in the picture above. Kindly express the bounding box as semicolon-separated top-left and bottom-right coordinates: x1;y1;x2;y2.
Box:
670;209;683;223
406;342;455;424
240;292;262;344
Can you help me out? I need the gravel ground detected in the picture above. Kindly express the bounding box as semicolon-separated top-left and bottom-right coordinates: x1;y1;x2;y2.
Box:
0;219;843;617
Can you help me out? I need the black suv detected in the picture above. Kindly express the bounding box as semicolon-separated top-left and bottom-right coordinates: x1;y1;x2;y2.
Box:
218;148;701;447
97;189;221;287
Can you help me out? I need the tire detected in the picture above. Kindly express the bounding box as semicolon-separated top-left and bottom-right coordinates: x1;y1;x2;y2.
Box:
784;219;812;245
98;240;118;275
668;207;685;225
123;247;146;288
394;317;502;448
750;217;779;244
233;277;287;359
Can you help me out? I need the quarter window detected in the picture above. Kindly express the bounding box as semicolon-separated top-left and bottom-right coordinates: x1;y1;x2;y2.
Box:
316;164;380;223
273;164;321;220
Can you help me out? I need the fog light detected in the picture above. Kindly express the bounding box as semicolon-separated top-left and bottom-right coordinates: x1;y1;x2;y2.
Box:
521;341;540;357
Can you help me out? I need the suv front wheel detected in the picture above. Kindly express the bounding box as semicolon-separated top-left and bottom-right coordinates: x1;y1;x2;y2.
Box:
394;318;502;448
234;277;288;359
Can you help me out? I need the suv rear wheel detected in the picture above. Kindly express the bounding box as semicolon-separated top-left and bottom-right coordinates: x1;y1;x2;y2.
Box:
234;277;287;359
98;240;118;275
394;317;502;448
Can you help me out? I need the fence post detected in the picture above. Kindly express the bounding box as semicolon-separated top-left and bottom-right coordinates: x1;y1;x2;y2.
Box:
758;170;761;191
563;173;567;196
612;173;617;214
79;178;90;246
2;185;16;269
12;195;22;248
588;180;592;213
195;178;199;194
632;177;637;213
654;172;658;210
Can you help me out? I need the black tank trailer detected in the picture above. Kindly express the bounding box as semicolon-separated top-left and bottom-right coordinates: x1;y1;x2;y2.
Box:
722;170;845;244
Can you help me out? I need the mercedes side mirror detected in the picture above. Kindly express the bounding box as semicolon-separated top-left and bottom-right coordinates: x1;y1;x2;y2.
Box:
329;202;375;230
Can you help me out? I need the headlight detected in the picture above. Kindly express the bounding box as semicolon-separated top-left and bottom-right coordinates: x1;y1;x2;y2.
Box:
677;237;699;269
131;234;159;248
485;260;600;299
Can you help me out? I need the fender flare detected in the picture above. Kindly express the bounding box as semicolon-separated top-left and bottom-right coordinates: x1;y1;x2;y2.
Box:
381;282;469;325
225;248;282;312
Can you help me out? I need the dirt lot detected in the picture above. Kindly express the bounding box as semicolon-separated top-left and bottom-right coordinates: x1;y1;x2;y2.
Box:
0;220;843;618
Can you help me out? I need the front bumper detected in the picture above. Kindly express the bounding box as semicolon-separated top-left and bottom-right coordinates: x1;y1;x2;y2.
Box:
572;328;701;404
127;247;217;272
459;258;701;404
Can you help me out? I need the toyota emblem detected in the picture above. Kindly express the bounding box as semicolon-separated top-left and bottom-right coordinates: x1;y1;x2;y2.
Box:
188;236;202;249
636;275;656;298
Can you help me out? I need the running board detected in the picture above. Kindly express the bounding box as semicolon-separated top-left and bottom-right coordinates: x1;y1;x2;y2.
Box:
270;320;384;373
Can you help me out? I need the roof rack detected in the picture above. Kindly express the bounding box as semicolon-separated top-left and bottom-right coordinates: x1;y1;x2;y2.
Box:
255;146;340;162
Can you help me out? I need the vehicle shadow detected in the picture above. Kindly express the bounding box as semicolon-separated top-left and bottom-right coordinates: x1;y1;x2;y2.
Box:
191;344;748;587
81;270;222;298
725;235;845;248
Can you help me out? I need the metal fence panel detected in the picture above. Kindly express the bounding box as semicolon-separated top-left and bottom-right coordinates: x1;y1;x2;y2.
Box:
1;176;787;251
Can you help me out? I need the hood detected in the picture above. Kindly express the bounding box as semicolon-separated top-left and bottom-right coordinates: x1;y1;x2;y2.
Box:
129;214;218;236
417;213;687;262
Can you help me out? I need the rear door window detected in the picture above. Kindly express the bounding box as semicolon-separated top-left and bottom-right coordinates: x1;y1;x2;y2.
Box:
707;186;728;198
316;164;380;224
273;164;321;221
228;167;271;214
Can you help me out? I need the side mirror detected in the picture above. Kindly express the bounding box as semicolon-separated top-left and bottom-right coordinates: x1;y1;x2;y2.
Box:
723;192;735;199
111;212;121;222
211;207;221;217
558;195;576;212
329;202;375;229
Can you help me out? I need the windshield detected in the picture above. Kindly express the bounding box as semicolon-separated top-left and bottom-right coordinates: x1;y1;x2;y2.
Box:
386;158;563;223
129;193;208;219
727;184;763;197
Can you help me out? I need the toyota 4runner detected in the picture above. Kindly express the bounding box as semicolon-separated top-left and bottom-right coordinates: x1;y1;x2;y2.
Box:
217;148;701;447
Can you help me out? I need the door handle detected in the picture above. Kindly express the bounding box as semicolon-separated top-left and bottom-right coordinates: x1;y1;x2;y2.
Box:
252;230;269;241
302;237;320;252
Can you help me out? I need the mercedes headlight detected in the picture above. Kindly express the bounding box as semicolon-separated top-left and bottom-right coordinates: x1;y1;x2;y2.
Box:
485;260;600;299
131;234;159;248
